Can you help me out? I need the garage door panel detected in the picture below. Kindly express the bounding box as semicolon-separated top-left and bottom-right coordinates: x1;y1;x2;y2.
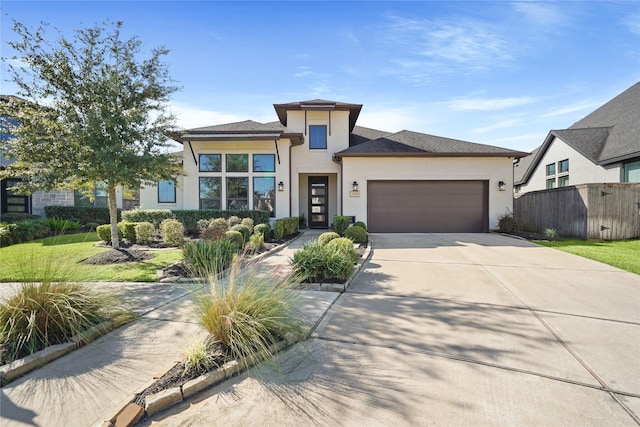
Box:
368;180;488;233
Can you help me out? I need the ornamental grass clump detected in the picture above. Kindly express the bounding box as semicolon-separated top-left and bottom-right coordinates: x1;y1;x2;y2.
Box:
291;239;355;283
182;239;238;279
194;261;307;366
0;281;127;363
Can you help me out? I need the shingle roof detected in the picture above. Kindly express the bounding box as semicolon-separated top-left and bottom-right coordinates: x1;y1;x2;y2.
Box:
336;129;527;158
177;120;285;142
349;125;393;147
513;146;541;183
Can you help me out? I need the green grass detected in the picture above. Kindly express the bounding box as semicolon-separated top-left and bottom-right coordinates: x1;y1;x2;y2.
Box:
536;239;640;275
0;232;183;282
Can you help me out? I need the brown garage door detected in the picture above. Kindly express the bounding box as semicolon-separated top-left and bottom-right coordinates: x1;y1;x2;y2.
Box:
367;180;488;233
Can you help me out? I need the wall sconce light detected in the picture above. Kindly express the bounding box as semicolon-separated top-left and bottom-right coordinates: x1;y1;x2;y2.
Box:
278;181;284;191
498;180;506;191
352;181;359;192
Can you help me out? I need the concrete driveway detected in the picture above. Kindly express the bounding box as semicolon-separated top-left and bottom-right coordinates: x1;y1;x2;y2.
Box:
143;233;640;426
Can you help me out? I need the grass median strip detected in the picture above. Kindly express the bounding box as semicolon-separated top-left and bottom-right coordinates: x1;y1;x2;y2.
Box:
536;239;640;275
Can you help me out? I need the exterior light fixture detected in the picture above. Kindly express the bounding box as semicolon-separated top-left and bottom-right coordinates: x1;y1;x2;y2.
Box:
278;181;284;191
352;181;359;192
498;180;506;191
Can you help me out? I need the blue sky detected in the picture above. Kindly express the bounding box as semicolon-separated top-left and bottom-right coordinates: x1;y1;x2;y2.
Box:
1;1;639;152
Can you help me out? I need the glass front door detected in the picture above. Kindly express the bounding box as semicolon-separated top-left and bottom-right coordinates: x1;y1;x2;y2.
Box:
308;176;328;228
1;178;30;214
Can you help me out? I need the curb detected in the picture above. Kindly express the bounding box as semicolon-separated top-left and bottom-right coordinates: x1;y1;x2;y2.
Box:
0;315;132;386
100;333;304;427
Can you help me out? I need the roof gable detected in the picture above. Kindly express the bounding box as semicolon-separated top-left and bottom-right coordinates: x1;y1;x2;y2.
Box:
273;99;363;132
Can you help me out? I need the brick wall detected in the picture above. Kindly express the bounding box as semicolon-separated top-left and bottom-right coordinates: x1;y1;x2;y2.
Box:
31;190;74;217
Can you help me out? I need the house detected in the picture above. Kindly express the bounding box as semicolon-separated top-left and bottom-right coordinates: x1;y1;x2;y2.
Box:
139;99;526;232
0;95;125;217
514;82;640;193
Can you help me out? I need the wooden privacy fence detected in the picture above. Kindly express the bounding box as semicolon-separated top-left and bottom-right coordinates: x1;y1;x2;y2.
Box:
514;183;640;240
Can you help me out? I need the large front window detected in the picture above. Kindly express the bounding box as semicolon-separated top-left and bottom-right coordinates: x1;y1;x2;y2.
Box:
253;154;275;172
199;177;221;209
199;154;221;172
309;125;327;149
226;154;248;172
227;177;248;210
253;177;275;217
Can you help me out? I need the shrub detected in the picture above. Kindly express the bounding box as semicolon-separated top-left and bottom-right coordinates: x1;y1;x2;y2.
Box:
224;230;245;251
332;215;350;236
544;228;558;239
84;222;100;230
227;215;241;227
344;226;368;244
273;217;298;240
200;218;229;241
172;210;270;233
253;223;271;238
230;224;251;242
353;221;367;231
196;219;211;232
134;222;155;244
121;208;173;227
117;221;138;242
326;237;359;264
497;211;518;233
96;224;123;242
44;206;121;224
291;239;355;283
193;262;306;364
240;217;254;233
0;213;41;223
182;338;219;376
247;233;265;252
2;220;51;245
183;239;238;278
318;232;340;246
0;222;17;246
161;219;185;246
46;217;81;232
0;281;125;363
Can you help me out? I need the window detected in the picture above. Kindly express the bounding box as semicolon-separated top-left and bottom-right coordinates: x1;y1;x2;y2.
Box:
157;180;176;203
253;177;275;217
227;177;248;210
558;175;570;187
514;185;521;194
309;125;327;149
226;154;248;172
199;154;221;172
546;178;556;189
253;154;275;172
559;159;569;173
623;160;640;183
75;183;108;207
199;177;221;209
545;163;556;176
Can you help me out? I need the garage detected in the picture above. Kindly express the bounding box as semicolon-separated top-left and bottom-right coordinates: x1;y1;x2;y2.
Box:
367;180;489;233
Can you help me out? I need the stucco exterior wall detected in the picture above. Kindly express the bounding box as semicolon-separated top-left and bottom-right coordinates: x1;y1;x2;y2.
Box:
520;136;621;193
341;156;515;230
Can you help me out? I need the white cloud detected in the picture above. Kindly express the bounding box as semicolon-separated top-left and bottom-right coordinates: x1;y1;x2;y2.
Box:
294;66;312;78
356;107;431;133
540;101;600;118
622;13;640;35
445;96;537;111
473;118;524;134
169;102;253;129
512;2;563;26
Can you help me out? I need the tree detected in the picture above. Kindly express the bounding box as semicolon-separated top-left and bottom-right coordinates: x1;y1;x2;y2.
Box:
0;20;182;248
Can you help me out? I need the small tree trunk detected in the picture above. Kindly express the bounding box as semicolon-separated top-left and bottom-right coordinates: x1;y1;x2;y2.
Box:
108;184;120;249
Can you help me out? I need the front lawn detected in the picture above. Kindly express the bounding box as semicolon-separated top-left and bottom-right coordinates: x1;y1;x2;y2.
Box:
536;239;640;275
0;232;183;282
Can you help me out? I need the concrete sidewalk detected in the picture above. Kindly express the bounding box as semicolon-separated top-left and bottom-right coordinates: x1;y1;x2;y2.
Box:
0;229;335;427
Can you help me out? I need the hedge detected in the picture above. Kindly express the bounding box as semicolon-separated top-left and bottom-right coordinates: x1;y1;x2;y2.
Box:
0;220;51;246
121;209;271;233
274;217;298;240
44;206;119;225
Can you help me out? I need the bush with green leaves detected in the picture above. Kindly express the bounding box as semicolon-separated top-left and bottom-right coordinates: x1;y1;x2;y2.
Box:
0;222;17;246
84;222;100;231
96;224;123;242
497;211;518;233
117;221;138;241
0;220;51;245
344;225;368;244
326;237;359;264
274;217;298;240
193;262;306;364
161;219;185;246
196;219;211;232
227;215;241;227
134;222;155;244
230;224;251;242
0;281;127;363
45;217;81;232
200;218;229;241
332;216;350;236
45;206;121;225
240;217;254;233
224;230;245;251
318;231;340;246
253;223;271;238
292;239;355;283
247;232;265;252
121;208;173;228
353;221;367;231
182;239;238;279
1;213;42;223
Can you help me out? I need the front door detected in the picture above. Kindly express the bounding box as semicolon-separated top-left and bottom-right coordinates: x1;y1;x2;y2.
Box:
308;176;329;228
1;178;30;215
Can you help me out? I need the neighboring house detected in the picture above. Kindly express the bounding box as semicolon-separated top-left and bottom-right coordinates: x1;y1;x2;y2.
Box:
140;99;526;233
514;82;640;194
0;95;124;217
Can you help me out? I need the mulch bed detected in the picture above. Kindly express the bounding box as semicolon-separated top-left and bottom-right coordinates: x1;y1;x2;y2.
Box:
82;248;153;265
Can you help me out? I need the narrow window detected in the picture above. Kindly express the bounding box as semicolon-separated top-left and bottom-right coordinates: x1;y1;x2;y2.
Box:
559;159;569;173
157;180;176;203
199;177;221;209
253;177;275;217
199;154;221;172
253;154;275;172
623;160;640;183
226;154;248;172
546;178;556;189
545;163;556;176
227;177;248;210
309;125;327;149
558;175;570;187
